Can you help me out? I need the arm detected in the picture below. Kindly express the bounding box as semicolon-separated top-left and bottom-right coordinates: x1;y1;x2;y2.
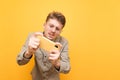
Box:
49;40;71;73
16;32;42;65
16;34;32;65
58;40;71;73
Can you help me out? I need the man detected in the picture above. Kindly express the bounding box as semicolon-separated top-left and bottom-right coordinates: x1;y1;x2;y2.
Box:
17;11;71;80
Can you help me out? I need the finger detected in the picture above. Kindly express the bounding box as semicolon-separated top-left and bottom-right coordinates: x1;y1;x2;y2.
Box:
49;53;59;58
32;36;40;42
49;57;54;60
34;32;43;37
30;37;40;45
49;55;56;60
32;40;40;46
29;41;39;49
31;44;38;49
50;50;60;55
49;53;55;57
50;50;56;54
49;55;58;61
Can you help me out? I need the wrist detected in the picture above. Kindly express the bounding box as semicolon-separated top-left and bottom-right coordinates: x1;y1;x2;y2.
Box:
54;59;60;71
23;50;33;59
54;58;60;67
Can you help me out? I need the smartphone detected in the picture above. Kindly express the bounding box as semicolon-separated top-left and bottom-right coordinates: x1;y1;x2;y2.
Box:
37;36;61;52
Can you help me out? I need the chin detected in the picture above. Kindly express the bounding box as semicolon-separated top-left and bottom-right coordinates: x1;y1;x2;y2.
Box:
47;37;54;40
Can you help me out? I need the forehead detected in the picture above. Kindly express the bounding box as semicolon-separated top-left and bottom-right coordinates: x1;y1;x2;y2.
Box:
46;19;63;28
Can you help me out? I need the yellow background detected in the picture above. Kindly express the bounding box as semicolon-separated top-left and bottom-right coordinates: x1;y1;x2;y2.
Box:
0;0;120;80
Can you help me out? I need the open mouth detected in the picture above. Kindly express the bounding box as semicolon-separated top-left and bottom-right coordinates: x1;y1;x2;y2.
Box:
47;33;55;39
49;33;54;37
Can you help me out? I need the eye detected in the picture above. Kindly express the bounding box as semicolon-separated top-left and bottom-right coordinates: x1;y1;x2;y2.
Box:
49;24;54;28
56;27;60;31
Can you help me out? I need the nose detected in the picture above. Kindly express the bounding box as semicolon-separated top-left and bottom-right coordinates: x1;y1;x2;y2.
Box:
51;27;56;32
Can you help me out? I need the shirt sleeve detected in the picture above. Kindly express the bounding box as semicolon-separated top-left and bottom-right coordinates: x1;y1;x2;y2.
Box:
16;33;32;65
59;40;71;73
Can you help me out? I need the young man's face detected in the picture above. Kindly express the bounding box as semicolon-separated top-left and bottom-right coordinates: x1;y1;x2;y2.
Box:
43;18;63;40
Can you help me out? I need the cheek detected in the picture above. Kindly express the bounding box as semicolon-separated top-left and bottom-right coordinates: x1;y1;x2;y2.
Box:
55;32;60;36
45;26;50;31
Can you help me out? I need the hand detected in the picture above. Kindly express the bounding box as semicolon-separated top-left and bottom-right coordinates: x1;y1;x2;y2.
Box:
49;42;62;65
49;49;61;67
24;32;43;58
49;50;60;61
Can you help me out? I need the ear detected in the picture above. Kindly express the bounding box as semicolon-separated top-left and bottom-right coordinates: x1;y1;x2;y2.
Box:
43;22;46;28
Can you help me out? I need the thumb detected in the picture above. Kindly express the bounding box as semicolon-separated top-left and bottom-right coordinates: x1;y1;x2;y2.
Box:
34;32;43;37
